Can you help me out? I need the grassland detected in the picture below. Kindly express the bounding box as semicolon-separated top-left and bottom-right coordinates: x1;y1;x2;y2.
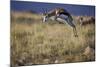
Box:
11;11;95;67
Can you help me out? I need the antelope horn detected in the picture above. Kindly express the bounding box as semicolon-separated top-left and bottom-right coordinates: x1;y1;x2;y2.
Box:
45;8;48;13
42;8;46;14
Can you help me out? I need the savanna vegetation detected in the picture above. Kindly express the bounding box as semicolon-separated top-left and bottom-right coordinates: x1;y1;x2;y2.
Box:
11;11;95;67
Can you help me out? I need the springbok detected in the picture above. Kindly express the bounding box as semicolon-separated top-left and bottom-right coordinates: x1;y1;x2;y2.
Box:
42;8;78;37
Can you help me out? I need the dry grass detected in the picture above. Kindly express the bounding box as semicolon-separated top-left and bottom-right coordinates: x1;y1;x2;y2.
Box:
11;12;95;67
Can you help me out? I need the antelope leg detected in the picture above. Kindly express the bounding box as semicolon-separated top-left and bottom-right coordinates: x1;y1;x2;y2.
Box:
73;27;78;37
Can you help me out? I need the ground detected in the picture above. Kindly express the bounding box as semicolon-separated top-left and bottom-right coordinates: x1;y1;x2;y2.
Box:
11;11;95;67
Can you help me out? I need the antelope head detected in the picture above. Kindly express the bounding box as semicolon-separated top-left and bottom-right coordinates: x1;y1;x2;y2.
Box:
42;13;49;22
42;9;49;22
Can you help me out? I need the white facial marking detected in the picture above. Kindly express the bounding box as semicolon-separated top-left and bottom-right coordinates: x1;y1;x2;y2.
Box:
43;16;48;22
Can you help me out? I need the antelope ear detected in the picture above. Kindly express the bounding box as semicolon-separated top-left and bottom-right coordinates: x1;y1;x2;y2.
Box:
42;13;45;16
41;13;44;16
40;12;43;15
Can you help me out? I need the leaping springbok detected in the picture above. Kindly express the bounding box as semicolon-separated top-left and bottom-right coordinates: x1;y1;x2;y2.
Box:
42;8;78;37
